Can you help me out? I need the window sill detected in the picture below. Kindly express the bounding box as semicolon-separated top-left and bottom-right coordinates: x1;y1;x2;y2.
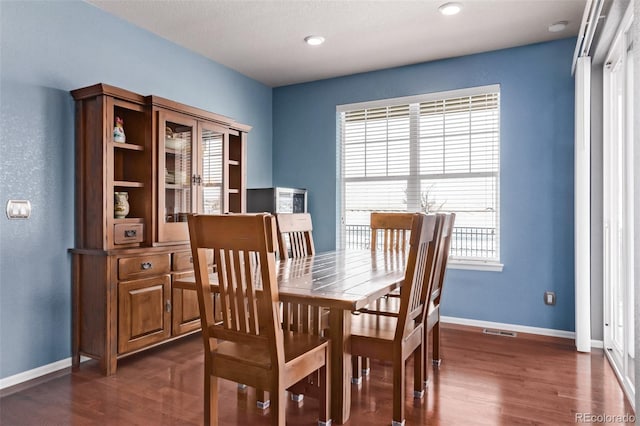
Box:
447;259;504;272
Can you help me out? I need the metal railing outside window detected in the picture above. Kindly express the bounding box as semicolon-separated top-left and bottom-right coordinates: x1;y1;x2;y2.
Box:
344;224;496;259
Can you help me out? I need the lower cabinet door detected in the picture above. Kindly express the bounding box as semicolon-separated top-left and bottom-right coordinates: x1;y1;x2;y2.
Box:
118;275;171;354
172;286;201;336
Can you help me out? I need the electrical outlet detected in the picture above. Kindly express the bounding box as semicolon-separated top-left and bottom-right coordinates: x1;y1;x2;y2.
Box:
544;291;556;306
6;200;31;219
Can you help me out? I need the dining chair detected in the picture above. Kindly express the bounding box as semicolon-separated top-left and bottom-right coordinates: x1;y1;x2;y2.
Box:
425;212;455;368
275;213;321;333
350;213;438;426
369;212;415;251
354;212;415;378
187;213;331;426
274;212;326;402
275;212;315;260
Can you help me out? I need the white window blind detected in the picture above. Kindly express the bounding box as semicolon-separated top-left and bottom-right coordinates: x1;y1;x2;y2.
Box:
338;86;500;263
201;130;223;215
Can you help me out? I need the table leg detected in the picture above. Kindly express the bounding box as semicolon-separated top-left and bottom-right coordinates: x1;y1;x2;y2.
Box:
328;308;351;424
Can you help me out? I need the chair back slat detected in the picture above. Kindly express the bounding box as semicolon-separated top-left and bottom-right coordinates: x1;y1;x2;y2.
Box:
188;214;283;363
370;212;414;252
275;213;315;260
394;213;439;341
430;213;455;307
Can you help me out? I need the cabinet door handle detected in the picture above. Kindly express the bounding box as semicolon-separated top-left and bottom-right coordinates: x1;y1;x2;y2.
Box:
165;300;172;313
124;229;137;238
189;256;193;263
141;262;153;270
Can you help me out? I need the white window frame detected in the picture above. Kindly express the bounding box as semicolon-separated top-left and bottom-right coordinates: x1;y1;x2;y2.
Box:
337;85;503;271
601;0;634;405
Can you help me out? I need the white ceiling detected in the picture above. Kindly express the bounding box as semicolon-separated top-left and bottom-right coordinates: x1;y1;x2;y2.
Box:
87;0;586;87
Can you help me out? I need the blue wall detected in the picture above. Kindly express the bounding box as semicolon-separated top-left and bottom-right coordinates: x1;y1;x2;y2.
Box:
0;1;272;379
273;39;576;332
0;0;576;381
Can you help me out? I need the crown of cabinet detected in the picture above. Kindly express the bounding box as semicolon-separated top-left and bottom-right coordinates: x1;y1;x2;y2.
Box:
147;95;252;133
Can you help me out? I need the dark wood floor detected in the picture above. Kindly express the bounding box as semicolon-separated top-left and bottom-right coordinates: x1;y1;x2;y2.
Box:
1;325;634;425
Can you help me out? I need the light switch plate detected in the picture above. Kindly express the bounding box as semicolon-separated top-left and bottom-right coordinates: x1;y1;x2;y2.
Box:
544;291;556;306
6;200;31;219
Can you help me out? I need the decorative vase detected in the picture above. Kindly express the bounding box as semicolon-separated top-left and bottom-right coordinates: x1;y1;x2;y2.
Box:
113;116;126;143
114;192;130;218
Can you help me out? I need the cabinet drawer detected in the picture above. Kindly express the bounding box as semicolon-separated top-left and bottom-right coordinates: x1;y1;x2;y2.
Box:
114;223;144;245
172;250;214;271
119;254;171;280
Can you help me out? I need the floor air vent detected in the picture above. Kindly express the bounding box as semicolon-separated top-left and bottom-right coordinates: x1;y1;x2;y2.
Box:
482;328;517;338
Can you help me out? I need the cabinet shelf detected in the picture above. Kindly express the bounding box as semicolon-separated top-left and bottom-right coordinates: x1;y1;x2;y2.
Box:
113;217;144;224
165;183;191;190
111;141;144;151
165;148;189;156
114;181;145;188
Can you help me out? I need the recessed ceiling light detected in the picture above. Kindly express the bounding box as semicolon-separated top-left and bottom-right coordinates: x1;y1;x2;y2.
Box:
438;2;462;16
548;21;568;32
304;35;325;46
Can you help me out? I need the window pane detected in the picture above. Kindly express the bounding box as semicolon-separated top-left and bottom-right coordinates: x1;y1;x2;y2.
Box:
340;88;500;262
343;109;410;178
344;180;408;225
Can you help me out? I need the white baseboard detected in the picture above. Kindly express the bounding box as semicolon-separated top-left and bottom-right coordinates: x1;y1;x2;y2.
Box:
0;356;90;391
0;320;606;390
441;316;603;349
590;339;604;349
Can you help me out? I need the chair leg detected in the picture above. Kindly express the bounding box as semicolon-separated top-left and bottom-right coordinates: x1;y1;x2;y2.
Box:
432;321;442;366
351;356;362;385
423;327;431;388
256;388;270;409
205;374;217;426
271;381;286;426
392;355;405;426
318;358;332;426
363;357;370;375
413;344;424;399
290;393;304;402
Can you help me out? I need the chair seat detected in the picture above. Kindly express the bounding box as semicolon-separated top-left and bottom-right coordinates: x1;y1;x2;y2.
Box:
351;313;422;364
214;331;329;369
351;313;419;340
387;287;401;297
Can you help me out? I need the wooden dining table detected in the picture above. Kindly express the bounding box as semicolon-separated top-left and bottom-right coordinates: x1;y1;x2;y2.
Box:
176;249;407;424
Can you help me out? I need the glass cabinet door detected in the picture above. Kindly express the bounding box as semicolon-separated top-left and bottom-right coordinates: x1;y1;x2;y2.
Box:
199;123;226;215
158;111;197;242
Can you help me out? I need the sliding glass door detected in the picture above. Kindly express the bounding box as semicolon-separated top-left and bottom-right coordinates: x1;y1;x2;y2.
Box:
602;4;634;405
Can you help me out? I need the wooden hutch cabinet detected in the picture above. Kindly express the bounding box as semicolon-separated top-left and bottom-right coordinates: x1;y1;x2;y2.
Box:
70;84;250;375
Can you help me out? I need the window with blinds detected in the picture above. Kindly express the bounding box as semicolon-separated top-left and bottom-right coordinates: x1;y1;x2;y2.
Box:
201;130;223;215
338;85;500;263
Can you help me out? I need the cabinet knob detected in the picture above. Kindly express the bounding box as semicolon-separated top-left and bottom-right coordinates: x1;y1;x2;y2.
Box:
141;262;153;270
